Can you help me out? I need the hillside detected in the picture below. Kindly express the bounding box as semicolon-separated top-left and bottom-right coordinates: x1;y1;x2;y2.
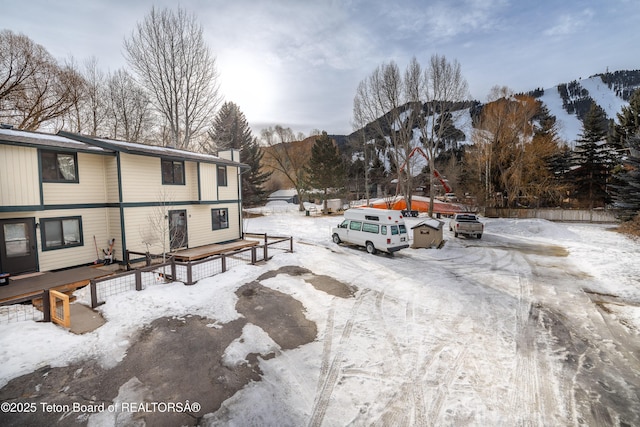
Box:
536;70;640;146
343;69;640;150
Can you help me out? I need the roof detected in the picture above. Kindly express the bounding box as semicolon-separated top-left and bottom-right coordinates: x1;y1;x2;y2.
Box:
268;189;298;199
411;219;444;230
0;128;248;168
59;131;248;168
0;128;113;154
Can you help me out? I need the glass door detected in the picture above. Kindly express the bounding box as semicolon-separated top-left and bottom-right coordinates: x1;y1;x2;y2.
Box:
0;218;38;274
168;210;188;250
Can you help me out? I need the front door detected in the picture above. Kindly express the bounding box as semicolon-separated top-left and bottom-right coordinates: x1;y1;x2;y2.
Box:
0;218;38;274
169;210;188;250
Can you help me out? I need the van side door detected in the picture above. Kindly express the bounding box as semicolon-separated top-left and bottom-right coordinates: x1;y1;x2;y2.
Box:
348;220;363;245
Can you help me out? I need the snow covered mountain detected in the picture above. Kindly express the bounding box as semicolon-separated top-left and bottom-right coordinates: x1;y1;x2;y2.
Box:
536;70;640;147
343;69;640;152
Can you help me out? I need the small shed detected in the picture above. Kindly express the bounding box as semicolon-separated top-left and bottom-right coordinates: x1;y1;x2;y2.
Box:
411;219;444;249
267;189;299;204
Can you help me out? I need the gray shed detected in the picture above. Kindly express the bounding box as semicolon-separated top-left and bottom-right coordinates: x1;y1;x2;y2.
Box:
411;219;444;249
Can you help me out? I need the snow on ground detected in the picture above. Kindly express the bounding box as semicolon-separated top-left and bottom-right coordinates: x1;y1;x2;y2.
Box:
1;204;640;425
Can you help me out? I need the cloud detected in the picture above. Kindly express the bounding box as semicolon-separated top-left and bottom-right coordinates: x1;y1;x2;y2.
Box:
420;0;508;40
543;9;595;36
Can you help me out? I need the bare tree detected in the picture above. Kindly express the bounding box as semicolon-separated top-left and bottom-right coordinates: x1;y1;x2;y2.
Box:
466;87;564;208
106;68;152;142
61;56;108;135
413;54;470;216
81;57;107;135
0;30;83;131
140;190;187;264
353;61;418;211
352;101;371;204
123;6;221;149
261;125;309;211
0;30;41;101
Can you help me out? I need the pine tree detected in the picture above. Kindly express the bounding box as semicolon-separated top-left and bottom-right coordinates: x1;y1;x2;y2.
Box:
613;134;640;220
305;132;345;212
208;102;252;151
547;144;575;206
208;102;271;206
612;89;640;150
572;103;614;209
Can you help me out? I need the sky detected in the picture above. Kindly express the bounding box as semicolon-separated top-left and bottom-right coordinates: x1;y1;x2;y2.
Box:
2;0;639;137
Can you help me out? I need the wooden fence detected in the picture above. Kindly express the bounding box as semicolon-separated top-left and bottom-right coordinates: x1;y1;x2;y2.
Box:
483;208;619;223
89;235;293;308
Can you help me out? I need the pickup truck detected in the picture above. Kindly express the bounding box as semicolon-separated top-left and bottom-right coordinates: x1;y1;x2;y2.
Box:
449;214;483;239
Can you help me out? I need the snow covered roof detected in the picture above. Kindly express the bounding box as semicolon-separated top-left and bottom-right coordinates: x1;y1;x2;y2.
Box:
411;218;444;230
59;131;247;167
268;189;298;199
0;128;113;154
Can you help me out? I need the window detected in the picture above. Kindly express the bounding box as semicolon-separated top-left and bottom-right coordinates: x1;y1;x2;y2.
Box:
390;225;399;235
212;208;229;230
41;151;78;182
41;217;82;250
217;165;228;186
399;224;407;234
362;223;380;233
364;215;380;221
381;225;387;235
349;221;362;231
338;220;348;229
162;159;185;185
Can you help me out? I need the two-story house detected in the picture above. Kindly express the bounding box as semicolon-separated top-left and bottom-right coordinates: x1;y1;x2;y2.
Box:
0;128;247;276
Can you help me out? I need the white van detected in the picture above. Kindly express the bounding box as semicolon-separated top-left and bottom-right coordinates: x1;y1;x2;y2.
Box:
331;208;409;254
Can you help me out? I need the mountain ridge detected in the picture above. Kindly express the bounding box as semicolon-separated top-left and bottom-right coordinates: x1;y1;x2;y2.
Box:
337;69;640;149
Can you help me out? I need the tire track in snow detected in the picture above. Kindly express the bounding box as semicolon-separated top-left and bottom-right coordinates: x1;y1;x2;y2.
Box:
508;254;542;426
424;345;470;426
507;251;564;426
308;289;369;427
315;304;335;395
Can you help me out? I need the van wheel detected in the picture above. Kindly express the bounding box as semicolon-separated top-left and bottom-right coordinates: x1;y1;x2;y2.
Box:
366;241;376;254
332;234;341;244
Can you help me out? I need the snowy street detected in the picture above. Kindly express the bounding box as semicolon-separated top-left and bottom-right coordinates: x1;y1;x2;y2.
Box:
1;207;639;426
214;209;640;426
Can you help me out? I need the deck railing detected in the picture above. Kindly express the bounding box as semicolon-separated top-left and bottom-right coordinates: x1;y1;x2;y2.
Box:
89;235;293;308
0;235;293;322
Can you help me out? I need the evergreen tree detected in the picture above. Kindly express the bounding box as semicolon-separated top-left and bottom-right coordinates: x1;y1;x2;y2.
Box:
613;134;640;220
208;102;271;206
208;102;251;151
612;89;640;150
547;144;575;206
572;103;614;208
305;132;346;212
368;154;388;198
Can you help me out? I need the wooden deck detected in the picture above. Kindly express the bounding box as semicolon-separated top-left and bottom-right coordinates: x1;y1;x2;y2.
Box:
169;239;260;262
0;265;114;304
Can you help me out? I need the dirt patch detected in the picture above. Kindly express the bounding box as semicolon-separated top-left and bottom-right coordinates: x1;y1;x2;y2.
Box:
236;281;317;349
484;242;569;257
257;265;313;280
0;270;326;426
306;275;356;298
0;316;255;426
257;265;358;298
